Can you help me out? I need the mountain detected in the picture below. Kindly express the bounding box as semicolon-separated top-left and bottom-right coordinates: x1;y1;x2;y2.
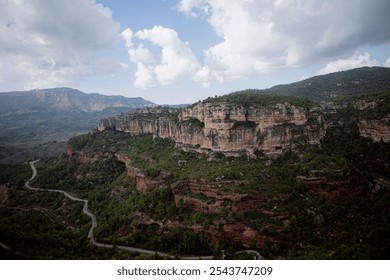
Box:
0;87;154;162
229;66;390;101
0;87;153;113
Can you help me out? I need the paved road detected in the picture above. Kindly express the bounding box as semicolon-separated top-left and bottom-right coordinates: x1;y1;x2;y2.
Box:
25;160;263;260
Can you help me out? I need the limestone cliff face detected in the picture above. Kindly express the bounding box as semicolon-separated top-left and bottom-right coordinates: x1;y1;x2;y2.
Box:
357;116;390;143
98;103;325;156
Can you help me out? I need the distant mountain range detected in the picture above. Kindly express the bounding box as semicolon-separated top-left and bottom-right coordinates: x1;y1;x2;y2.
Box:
0;88;154;159
0;87;154;113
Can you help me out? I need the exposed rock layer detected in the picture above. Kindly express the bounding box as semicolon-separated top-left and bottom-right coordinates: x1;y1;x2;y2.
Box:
358;116;390;143
98;103;326;156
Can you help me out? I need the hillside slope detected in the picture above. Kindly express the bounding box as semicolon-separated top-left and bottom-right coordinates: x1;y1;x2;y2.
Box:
238;66;390;101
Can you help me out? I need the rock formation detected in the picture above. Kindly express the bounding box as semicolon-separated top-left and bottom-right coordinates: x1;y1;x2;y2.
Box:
98;102;326;156
171;179;264;214
358;116;390;143
115;153;162;192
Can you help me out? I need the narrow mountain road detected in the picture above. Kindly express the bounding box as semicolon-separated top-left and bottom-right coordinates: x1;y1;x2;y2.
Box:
25;160;263;260
25;160;181;259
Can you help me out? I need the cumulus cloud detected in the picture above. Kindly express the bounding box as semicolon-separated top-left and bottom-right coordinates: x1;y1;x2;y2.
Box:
134;62;156;89
317;52;381;75
177;0;390;86
384;57;390;68
0;0;120;89
122;26;200;88
176;0;207;17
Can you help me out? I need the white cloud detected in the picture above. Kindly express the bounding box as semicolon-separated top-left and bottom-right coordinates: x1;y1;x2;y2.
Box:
176;0;207;17
177;0;390;86
384;57;390;68
134;62;156;89
0;0;120;89
122;25;200;88
122;28;134;48
317;52;381;75
193;66;212;87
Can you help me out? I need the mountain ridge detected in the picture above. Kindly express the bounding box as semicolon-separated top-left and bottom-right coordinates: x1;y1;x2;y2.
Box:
0;88;155;157
225;66;390;101
0;87;154;113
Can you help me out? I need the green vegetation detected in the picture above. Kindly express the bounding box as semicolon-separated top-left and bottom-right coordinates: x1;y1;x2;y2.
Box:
0;88;153;149
64;118;390;260
264;66;390;101
348;91;390;119
181;118;205;130
0;164;31;187
0;162;168;259
203;91;315;110
2;77;390;259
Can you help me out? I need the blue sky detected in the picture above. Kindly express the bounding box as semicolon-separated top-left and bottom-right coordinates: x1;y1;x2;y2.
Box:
1;0;390;104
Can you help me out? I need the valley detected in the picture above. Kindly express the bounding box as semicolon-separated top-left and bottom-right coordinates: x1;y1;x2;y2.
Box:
0;88;154;163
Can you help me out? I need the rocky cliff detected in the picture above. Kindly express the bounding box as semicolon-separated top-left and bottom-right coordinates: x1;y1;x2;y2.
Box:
98;90;390;155
358;117;390;143
98;102;325;156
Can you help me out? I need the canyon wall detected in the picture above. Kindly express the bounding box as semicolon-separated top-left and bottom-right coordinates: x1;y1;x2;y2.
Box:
98;103;326;156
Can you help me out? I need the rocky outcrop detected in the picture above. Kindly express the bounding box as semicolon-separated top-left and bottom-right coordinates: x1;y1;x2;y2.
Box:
191;223;275;248
67;147;109;164
297;173;363;201
98;103;325;156
117;212;279;249
357;116;390;143
115;153;161;192
171;179;264;213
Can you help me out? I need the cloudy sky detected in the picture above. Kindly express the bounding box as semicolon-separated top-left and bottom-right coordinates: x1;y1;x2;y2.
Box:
1;0;390;104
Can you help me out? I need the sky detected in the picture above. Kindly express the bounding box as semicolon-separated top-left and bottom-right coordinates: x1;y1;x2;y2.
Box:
1;0;390;104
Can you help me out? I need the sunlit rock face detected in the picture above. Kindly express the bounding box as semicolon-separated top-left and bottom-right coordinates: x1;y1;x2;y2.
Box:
98;102;326;156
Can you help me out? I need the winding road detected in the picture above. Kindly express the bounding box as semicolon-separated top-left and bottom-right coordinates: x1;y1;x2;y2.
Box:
25;160;263;260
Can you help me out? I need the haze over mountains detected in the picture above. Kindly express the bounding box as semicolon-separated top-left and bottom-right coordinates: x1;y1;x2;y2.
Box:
0;88;154;162
0;88;153;146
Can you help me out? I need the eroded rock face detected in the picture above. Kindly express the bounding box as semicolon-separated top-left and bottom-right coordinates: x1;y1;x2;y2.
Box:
115;153;161;192
297;173;363;201
191;223;274;248
171;179;264;214
98;103;325;156
358;116;390;143
117;212;279;249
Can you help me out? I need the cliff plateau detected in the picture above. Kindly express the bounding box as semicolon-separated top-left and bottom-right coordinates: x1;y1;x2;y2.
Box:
98;101;325;156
